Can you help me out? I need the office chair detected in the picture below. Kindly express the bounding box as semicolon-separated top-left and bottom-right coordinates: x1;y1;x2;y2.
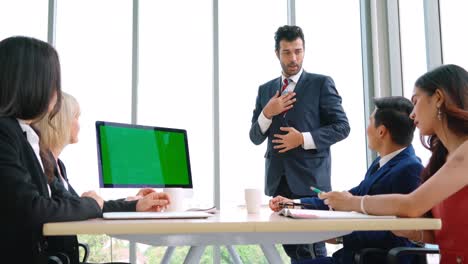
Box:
78;243;90;263
354;245;440;264
47;240;131;264
387;246;440;264
354;248;388;264
48;253;70;264
46;243;88;264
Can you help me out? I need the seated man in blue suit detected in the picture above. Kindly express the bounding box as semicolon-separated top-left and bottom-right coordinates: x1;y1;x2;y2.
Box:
270;96;423;264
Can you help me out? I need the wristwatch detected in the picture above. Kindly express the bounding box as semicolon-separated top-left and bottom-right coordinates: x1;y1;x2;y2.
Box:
335;237;343;244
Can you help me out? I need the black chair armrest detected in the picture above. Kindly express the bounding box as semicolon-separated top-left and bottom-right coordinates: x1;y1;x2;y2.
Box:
387;246;440;264
48;252;70;264
78;242;90;263
48;256;63;264
77;242;130;264
354;248;388;264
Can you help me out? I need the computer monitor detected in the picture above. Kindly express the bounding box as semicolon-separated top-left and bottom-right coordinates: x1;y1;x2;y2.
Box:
95;121;193;188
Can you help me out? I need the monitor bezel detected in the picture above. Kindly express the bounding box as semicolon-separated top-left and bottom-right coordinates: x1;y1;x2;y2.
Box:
95;121;193;189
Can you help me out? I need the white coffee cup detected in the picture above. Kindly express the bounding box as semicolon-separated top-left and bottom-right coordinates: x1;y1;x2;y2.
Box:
244;188;262;214
163;188;185;212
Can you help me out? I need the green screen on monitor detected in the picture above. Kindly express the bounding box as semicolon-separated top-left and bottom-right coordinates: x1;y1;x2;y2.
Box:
96;121;192;188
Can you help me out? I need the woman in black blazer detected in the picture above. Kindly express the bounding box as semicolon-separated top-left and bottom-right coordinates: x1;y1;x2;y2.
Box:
0;36;169;264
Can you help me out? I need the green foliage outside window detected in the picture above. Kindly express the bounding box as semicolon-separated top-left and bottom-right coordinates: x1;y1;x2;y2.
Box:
78;235;290;263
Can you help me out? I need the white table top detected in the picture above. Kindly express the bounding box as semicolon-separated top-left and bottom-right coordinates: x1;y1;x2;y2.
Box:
43;207;441;236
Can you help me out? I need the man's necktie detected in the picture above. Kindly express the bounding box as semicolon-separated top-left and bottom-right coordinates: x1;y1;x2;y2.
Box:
370;162;380;175
280;78;291;116
281;78;289;95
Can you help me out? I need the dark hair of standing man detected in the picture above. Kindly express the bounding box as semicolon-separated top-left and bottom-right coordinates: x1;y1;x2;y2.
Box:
373;96;415;146
0;36;62;121
274;25;305;52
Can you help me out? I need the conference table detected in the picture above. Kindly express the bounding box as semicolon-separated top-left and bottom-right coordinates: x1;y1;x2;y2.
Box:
43;207;441;264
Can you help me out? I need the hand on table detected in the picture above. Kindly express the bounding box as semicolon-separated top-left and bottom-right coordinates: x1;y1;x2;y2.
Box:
126;188;157;201
136;192;171;212
269;195;292;212
319;191;359;211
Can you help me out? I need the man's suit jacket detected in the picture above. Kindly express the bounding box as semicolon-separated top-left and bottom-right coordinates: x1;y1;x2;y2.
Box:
301;145;423;264
250;71;350;196
0;117;102;264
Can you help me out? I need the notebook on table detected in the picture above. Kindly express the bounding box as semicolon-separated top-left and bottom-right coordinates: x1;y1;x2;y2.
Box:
279;208;396;219
103;211;212;220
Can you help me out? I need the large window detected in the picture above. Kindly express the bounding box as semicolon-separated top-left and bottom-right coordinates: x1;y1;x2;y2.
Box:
55;0;133;197
138;0;214;206
440;0;468;67
399;0;432;165
0;0;48;41
5;0;458;262
219;0;286;207
296;0;366;191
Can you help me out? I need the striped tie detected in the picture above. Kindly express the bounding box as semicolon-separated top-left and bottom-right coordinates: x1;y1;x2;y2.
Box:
281;78;289;95
281;78;291;116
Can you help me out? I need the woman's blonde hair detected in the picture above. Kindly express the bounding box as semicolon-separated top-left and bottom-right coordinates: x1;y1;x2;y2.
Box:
35;92;79;151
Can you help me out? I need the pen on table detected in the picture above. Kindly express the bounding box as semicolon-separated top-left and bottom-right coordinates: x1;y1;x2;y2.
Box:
278;202;314;209
310;186;334;211
310;186;323;195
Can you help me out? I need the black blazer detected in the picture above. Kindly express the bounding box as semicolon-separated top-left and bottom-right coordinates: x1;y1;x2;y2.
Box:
54;158;137;212
45;154;138;263
250;71;350;196
0;117;102;264
55;158;79;196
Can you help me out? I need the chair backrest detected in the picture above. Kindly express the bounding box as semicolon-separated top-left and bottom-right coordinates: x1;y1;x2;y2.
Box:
48;253;70;264
387;246;440;264
78;243;89;263
354;245;440;264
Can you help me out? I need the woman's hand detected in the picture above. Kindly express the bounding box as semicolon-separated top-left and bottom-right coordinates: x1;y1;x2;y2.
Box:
82;191;104;210
126;188;157;201
269;195;292;212
136;192;171;212
136;188;156;197
318;191;360;211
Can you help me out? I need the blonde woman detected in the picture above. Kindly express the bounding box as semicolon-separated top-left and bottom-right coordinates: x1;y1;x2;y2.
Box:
35;92;81;194
34;92;169;262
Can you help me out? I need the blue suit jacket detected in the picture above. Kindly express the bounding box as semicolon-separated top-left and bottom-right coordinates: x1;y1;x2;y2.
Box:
249;71;350;196
301;145;423;263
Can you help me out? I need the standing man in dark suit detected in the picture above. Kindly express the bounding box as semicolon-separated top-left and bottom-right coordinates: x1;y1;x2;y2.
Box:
249;25;350;261
270;96;422;264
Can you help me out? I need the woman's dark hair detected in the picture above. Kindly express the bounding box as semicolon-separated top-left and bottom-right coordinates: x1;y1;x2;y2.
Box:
39;148;56;183
32;127;56;183
0;36;62;121
373;96;415;146
275;25;305;52
415;64;468;183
